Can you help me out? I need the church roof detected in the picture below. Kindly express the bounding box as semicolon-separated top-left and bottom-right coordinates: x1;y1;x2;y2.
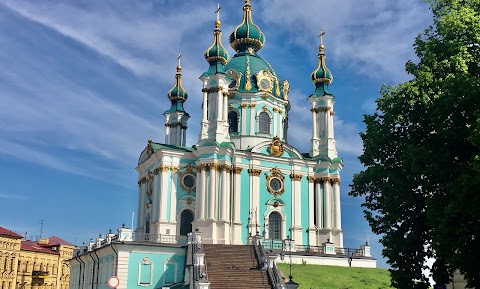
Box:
166;56;189;116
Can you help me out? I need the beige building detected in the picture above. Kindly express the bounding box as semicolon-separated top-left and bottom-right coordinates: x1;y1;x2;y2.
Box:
0;227;74;289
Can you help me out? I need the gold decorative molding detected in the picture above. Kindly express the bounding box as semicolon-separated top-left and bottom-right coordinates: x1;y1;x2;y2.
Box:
218;164;231;172
273;107;278;112
233;166;243;174
320;177;330;184
226;69;242;91
179;164;197;193
245;56;252;90
261;93;268;100
160;165;171;172
290;173;303;181
307;176;316;183
310;108;317;113
171;166;179;174
241;103;248;108
262;105;268;111
248;168;262;176
153;168;160;175
330;111;335;116
202;87;223;93
268;136;284;157
266;167;285;197
229;104;234;110
249;103;256;108
255;69;274;93
330;178;340;185
278;109;283;114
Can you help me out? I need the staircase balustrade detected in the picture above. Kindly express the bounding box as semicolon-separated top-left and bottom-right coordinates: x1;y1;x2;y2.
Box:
252;235;286;289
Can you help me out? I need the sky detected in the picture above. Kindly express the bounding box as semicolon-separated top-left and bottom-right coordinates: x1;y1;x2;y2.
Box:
0;0;432;268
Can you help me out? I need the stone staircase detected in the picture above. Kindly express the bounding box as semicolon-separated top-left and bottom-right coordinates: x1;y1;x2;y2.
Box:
202;244;271;289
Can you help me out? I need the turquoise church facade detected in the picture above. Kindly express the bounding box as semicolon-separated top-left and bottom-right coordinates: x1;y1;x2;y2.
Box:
70;1;345;288
137;0;343;249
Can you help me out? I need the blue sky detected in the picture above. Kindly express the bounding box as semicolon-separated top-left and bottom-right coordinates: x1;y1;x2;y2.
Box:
0;0;432;268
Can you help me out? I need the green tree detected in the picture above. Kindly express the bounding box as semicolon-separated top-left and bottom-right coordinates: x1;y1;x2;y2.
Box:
350;0;480;288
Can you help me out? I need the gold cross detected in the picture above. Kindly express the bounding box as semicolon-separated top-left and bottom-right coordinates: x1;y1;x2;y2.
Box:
177;53;181;67
318;29;325;45
215;3;222;19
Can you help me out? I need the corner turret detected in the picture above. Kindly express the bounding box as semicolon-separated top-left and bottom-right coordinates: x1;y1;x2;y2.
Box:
204;4;229;76
164;55;190;146
311;29;333;97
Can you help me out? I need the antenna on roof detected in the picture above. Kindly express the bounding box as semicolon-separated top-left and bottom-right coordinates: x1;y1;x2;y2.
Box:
39;219;44;239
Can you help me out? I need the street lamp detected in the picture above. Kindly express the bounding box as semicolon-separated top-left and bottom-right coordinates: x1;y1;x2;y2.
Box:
284;235;299;289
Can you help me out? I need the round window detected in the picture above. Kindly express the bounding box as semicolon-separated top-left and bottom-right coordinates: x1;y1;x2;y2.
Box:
269;177;283;192
182;174;196;189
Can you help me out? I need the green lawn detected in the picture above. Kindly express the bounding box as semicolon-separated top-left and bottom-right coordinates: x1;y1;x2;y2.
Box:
276;263;394;289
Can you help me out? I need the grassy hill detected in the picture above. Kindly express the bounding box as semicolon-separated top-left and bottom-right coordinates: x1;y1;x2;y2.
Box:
276;263;394;289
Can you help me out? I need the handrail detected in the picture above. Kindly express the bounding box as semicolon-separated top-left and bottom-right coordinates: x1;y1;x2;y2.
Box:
252;235;284;289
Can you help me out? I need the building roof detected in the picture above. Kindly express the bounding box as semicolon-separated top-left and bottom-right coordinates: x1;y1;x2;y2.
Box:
41;236;75;247
21;240;59;255
0;226;23;238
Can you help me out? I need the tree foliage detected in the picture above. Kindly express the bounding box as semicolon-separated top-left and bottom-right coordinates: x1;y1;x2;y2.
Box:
350;0;480;288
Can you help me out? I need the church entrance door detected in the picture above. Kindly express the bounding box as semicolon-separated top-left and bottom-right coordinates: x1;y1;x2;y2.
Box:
180;210;194;236
269;212;282;240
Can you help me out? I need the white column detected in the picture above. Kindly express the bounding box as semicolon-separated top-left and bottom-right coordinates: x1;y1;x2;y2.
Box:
308;177;316;245
165;124;170;144
315;181;322;230
324;108;329;139
232;167;242;244
272;109;276;136
312;108;318;138
169;168;178;222
196;168;206;220
249;168;261;234
182;128;187;146
323;178;332;229
159;167;169;222
333;180;341;230
177;123;182;146
152;172;160;223
136;183;142;230
217;91;223;121
223;94;228;122
250;105;255;136
241;105;247;134
140;181;146;228
202;88;208;121
220;167;228;220
317;109;323;138
233;168;241;223
208;166;217;219
330;109;335;138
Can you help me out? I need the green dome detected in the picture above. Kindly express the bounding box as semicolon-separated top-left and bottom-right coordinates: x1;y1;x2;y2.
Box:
225;52;285;99
229;0;266;53
165;63;189;115
311;44;333;96
204;19;229;76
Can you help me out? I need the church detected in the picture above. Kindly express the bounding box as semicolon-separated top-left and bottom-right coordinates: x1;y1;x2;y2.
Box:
69;2;377;289
136;0;343;250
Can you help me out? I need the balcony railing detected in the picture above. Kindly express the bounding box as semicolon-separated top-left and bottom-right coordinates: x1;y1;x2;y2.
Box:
133;233;188;245
32;271;49;278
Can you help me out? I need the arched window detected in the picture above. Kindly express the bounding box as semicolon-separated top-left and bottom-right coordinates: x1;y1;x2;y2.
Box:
268;212;282;240
180;210;194;236
228;111;238;133
258;112;270;134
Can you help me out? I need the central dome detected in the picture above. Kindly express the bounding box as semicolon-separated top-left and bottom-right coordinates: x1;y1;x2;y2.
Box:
229;0;265;53
225;52;285;98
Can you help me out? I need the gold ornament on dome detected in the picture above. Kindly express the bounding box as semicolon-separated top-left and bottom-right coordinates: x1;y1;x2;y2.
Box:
268;136;284;157
226;69;242;91
266;167;285;197
255;69;274;93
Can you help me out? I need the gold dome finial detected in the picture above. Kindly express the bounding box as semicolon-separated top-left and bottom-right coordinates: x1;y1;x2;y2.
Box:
215;3;222;29
176;53;182;73
318;29;325;53
245;0;251;4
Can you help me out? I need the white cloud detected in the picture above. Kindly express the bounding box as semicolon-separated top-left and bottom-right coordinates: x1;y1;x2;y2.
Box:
258;0;431;82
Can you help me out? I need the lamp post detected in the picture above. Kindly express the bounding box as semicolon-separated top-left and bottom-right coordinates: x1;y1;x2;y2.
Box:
284;235;299;289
